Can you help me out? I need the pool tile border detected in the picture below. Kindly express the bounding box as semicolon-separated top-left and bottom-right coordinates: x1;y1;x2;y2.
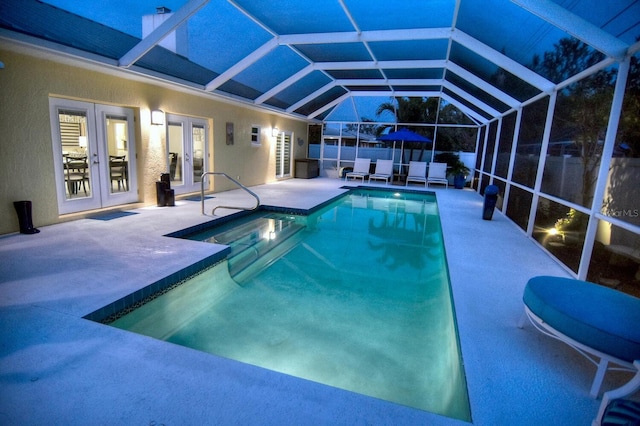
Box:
83;249;230;323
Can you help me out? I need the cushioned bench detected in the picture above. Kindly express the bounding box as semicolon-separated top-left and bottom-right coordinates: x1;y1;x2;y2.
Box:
519;276;640;397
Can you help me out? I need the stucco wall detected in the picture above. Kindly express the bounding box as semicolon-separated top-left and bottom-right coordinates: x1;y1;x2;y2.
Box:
0;46;309;235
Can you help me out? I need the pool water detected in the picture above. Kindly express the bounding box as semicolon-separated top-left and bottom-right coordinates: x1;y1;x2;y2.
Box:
110;189;471;421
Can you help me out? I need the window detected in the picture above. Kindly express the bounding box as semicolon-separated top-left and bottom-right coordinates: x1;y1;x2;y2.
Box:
251;126;261;147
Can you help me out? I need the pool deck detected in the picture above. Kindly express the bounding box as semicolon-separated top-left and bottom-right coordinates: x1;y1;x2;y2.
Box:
0;178;631;425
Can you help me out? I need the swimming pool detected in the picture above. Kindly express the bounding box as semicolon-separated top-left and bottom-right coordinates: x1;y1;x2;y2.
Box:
107;189;470;421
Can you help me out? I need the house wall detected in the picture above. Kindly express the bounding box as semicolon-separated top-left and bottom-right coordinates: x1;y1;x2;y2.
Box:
0;47;309;235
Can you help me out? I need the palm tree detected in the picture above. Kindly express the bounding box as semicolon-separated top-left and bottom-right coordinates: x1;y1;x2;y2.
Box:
375;97;438;162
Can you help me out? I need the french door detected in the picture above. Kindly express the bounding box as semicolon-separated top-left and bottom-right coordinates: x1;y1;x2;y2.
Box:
166;114;209;194
275;131;292;179
50;98;138;214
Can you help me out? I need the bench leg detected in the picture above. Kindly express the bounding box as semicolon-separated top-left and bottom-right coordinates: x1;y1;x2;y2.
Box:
517;310;528;329
590;358;609;398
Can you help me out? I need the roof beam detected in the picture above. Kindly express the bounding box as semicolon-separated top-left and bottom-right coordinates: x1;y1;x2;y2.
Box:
308;91;489;124
335;78;443;87
446;62;520;108
442;81;501;117
254;64;314;104
308;92;352;119
452;29;555;92
511;0;629;59
119;0;208;68
277;28;452;46
314;59;448;70
440;93;488;124
205;38;279;91
287;81;340;113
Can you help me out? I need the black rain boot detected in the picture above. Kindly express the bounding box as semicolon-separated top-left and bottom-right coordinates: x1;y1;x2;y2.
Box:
13;200;40;234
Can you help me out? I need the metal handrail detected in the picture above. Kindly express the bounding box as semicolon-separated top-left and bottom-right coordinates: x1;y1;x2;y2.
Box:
200;172;260;215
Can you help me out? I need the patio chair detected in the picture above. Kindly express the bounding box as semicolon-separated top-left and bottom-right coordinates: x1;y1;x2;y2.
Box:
406;161;428;187
593;360;640;425
368;159;393;184
344;158;371;182
519;276;640;399
427;162;448;188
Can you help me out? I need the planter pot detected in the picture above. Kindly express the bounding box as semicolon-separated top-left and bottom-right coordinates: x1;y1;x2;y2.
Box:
453;174;466;189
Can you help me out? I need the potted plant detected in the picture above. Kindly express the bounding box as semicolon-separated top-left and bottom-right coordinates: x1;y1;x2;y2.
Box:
434;152;470;189
449;160;470;189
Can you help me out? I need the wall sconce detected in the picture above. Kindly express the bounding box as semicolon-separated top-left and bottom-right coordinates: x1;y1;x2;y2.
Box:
151;109;165;125
271;127;279;138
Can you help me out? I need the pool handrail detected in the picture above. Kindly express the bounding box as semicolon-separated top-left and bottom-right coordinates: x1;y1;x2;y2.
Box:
200;172;260;215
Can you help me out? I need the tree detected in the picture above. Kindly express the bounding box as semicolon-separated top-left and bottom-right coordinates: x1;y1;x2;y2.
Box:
617;53;640;157
532;38;616;208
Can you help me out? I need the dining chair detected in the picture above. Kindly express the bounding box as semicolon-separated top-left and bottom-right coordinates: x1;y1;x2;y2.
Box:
109;155;127;191
64;155;90;196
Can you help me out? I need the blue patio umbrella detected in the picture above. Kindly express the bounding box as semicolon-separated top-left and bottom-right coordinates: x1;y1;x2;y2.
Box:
379;128;432;168
379;128;432;144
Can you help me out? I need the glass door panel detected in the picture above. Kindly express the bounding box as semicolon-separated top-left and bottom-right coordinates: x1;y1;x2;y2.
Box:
59;110;92;199
50;98;101;214
168;121;185;186
96;105;138;207
275;132;292;179
106;115;129;194
192;124;205;183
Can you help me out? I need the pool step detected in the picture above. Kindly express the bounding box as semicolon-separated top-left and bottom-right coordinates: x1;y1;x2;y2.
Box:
202;214;306;281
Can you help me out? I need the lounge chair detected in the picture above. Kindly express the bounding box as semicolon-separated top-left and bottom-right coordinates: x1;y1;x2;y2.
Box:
344;158;371;182
368;159;393;184
406;161;427;187
427;162;448;188
593;360;640;425
518;276;640;398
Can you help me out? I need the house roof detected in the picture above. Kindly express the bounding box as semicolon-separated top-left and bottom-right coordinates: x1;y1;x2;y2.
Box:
1;0;638;124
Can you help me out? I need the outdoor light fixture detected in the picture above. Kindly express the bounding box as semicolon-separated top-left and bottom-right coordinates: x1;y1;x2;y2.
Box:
272;127;279;137
151;109;165;125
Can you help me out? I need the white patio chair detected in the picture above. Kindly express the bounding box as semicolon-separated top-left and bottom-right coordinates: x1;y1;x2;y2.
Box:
344;158;371;182
368;159;393;184
405;161;428;187
427;162;448;188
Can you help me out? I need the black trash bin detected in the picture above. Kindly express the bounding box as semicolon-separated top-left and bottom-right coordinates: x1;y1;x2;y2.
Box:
482;185;499;220
156;181;168;206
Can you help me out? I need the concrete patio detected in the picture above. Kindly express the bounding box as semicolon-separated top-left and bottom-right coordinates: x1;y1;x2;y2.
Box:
0;178;630;425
